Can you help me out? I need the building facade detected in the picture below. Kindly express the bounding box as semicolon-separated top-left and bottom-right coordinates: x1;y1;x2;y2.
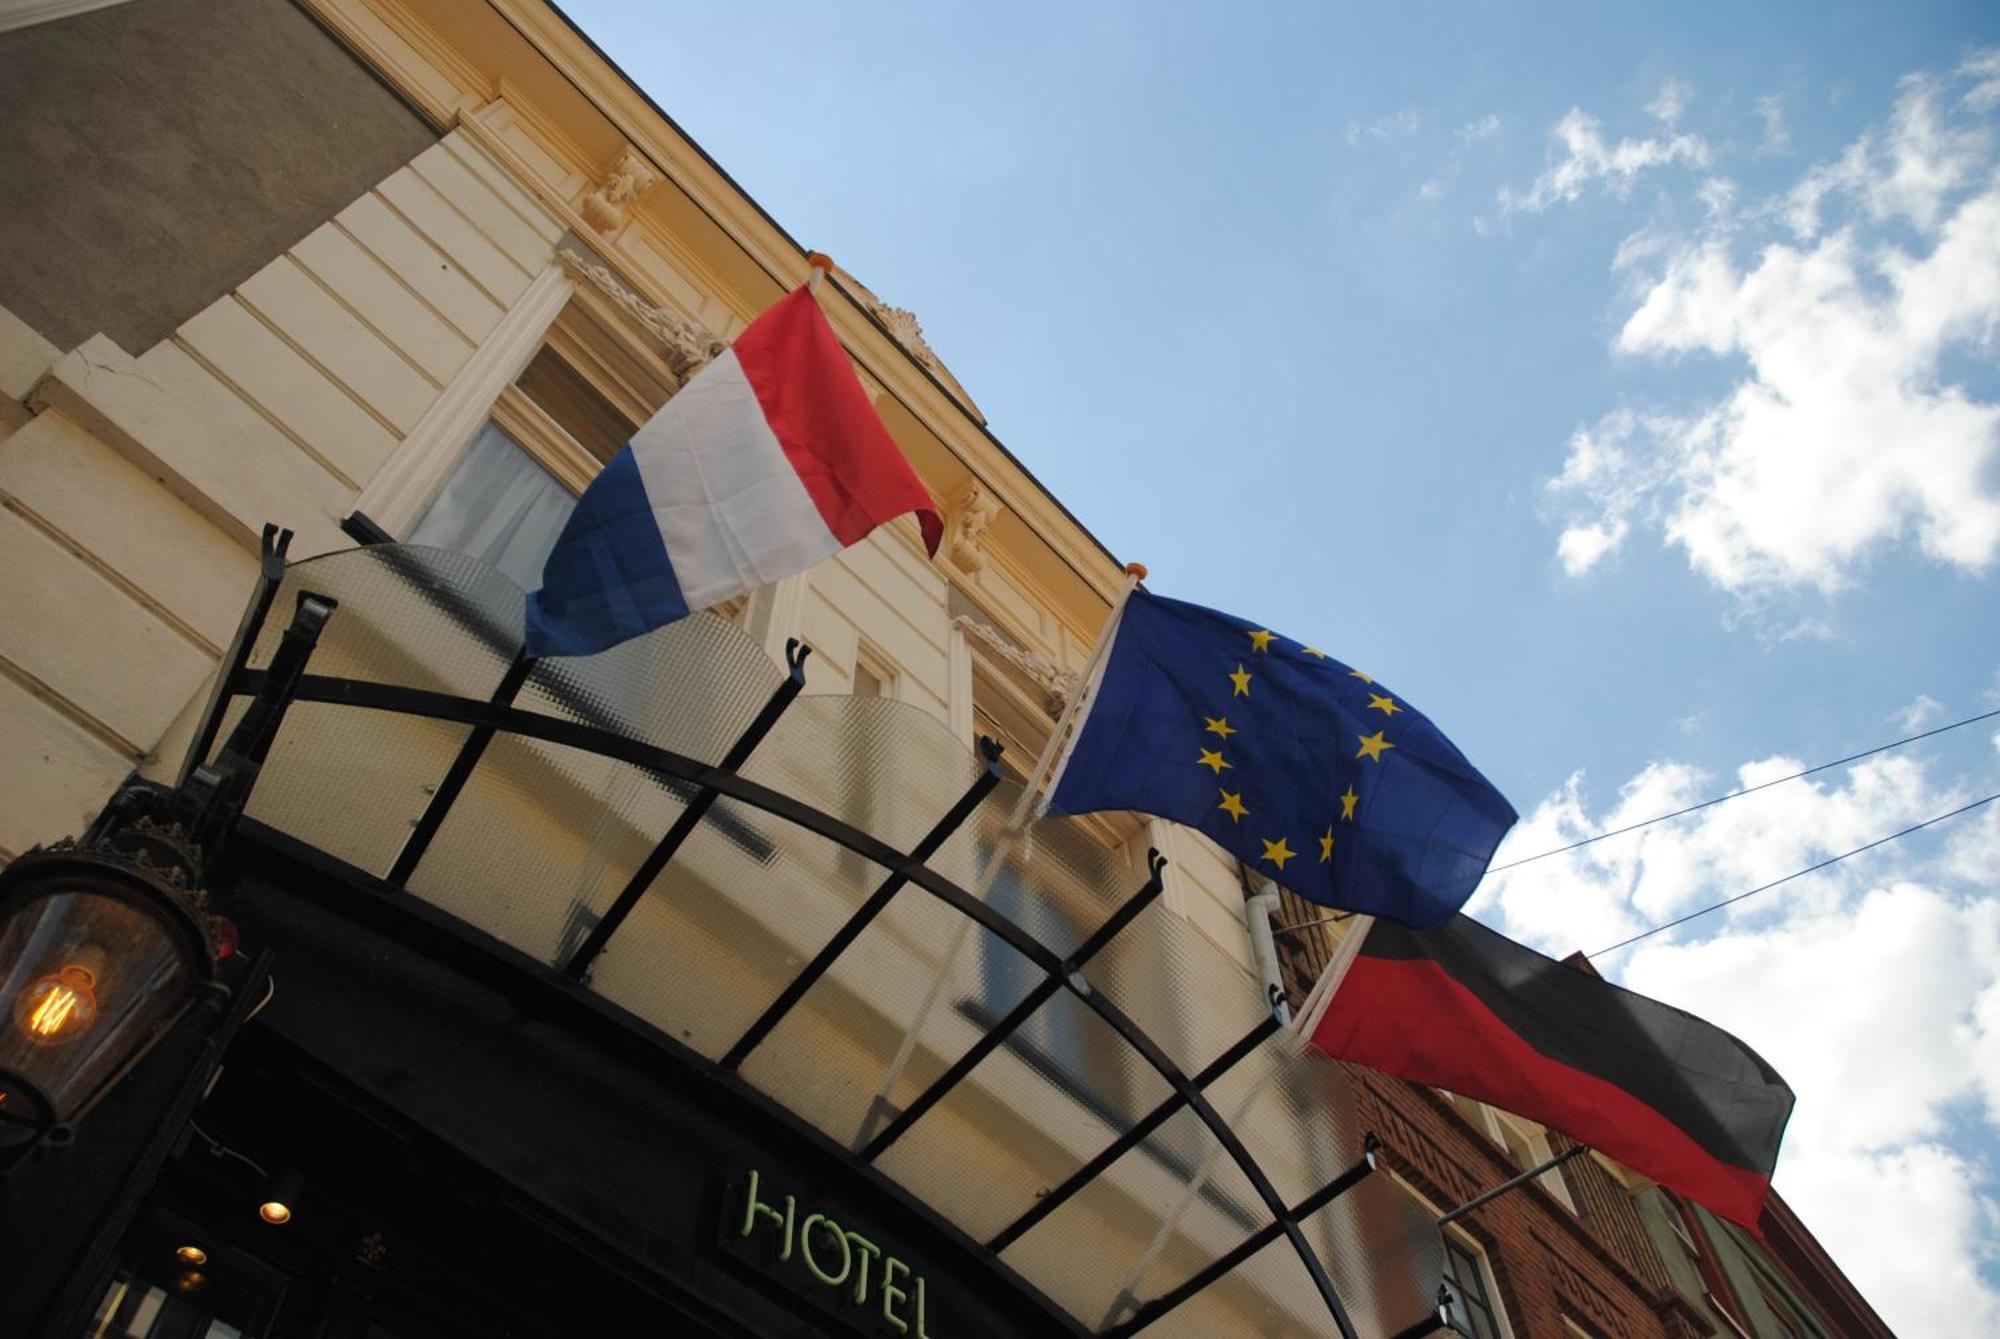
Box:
0;2;1890;1336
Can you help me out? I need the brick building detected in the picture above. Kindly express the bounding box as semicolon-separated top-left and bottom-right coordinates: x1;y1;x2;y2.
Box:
1274;888;1895;1337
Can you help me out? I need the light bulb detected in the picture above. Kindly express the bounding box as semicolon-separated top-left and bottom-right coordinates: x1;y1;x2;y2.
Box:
259;1166;304;1225
12;964;99;1046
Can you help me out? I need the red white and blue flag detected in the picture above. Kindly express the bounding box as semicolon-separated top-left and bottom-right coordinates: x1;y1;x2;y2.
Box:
525;285;942;657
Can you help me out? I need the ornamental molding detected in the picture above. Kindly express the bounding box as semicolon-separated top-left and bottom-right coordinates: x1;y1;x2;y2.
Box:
870;300;942;375
555;245;724;381
580;145;660;234
952;613;1076;711
944;480;1001;575
833;270;984;423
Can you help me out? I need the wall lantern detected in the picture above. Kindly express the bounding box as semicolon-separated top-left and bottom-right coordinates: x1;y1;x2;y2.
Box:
0;814;224;1158
0;583;334;1164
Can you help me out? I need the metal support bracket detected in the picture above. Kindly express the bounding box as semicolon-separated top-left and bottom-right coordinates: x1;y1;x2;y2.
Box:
178;524;292;788
184;590;336;858
987;1012;1281;1253
387;651;539;888
1101;1133;1381;1337
560;639;811;980
858;849;1170;1163
722;736;1006;1071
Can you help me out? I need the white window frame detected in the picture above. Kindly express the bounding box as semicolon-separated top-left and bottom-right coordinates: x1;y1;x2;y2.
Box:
356;254;689;541
1387;1171;1517;1339
353;265;575;537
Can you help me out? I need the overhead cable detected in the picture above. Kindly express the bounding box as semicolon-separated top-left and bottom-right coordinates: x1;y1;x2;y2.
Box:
1488;707;2000;875
1589;790;1999;959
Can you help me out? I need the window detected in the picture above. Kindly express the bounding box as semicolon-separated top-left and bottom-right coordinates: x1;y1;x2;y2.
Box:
1387;1172;1515;1339
851;646;897;701
980;843;1117;1103
407;420;576;590
1442;1235;1506;1339
1443;1094;1577;1213
405;301;644;585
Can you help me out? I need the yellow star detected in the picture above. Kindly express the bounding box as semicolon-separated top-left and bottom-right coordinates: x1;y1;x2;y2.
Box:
1348;668;1374;685
1197;748;1231;774
1228;664;1252;697
1204;715;1237;739
1319;826;1335;862
1339;784;1360;821
1261;836;1297;870
1302;647;1328;659
1367;693;1403;717
1248;628;1276;653
1217;789;1249;822
1356;731;1395;762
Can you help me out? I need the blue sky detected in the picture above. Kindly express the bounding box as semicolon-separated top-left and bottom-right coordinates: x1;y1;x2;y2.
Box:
565;3;2000;1328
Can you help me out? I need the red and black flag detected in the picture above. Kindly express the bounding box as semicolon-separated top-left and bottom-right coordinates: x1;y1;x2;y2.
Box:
1305;915;1793;1229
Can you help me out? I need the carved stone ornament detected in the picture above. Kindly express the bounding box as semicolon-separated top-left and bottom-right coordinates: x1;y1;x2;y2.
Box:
555;247;725;382
873;301;942;374
581;146;660;234
945;481;1001;575
830;269;984;422
952;614;1077;713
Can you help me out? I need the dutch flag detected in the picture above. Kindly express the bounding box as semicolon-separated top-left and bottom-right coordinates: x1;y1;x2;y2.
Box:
525;284;943;657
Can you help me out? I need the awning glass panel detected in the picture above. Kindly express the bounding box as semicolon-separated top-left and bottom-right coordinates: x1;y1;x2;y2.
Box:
210;545;1451;1339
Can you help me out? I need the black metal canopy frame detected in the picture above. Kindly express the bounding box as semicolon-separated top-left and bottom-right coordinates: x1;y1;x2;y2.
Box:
179;534;1451;1339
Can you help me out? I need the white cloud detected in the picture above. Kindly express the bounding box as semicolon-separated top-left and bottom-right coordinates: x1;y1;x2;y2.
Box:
1756;93;1793;156
1459;113;1501;141
1964;48;2000;113
1785;76;1990;239
1475;743;2000;1335
1556;519;1627;575
1648;77;1692;127
1346;108;1420;147
1897;693;1947;731
1547;67;2000;600
1499;107;1710;212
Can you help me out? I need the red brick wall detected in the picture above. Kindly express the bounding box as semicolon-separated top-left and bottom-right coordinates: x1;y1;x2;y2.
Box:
1272;902;1701;1338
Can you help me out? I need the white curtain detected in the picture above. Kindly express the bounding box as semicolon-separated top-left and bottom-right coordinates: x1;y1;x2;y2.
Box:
408;421;576;591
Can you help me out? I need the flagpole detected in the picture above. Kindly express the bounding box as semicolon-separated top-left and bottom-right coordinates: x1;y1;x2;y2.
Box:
1437;1143;1588;1225
856;561;1147;1144
1293;913;1374;1040
806;250;833;290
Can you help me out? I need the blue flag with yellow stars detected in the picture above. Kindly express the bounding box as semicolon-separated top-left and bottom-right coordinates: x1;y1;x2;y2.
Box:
1044;589;1517;929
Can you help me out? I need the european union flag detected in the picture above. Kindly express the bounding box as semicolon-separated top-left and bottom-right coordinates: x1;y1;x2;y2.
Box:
1044;590;1517;929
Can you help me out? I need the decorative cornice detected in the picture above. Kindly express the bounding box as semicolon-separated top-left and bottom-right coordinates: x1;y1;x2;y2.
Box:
953;613;1076;711
554;245;724;381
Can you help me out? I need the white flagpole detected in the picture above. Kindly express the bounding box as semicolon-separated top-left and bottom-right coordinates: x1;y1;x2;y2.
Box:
1293;913;1374;1039
857;561;1147;1145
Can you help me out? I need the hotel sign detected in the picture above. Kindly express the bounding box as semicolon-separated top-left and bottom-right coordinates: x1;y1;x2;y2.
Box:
723;1169;944;1337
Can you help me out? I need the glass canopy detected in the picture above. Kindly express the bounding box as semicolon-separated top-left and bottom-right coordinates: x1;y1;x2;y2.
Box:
199;543;1450;1339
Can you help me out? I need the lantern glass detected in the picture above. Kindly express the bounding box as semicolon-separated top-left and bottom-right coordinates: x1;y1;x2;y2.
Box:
0;882;201;1143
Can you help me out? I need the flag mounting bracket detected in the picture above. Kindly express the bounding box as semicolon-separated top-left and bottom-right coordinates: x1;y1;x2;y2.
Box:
1437;1141;1588;1226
